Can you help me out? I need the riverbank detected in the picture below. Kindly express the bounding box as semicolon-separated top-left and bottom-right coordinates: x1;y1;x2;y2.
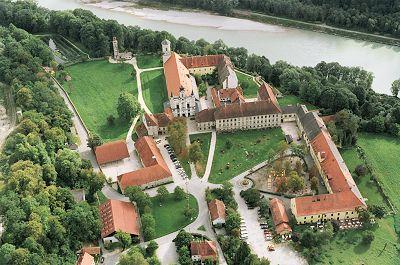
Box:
135;0;400;47
233;10;400;48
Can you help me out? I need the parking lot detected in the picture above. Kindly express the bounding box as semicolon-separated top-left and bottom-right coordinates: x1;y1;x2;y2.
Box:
233;182;307;265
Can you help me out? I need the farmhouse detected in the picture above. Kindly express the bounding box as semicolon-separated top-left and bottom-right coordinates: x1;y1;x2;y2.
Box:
286;105;366;224
269;198;292;236
117;136;172;192
190;241;218;264
208;199;226;226
99;199;140;244
196;82;282;132
141;109;173;137
94;140;129;166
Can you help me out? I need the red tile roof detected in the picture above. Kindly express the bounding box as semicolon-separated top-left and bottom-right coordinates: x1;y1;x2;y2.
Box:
98;199;140;238
180;54;225;68
95;140;129;165
214;100;281;120
117;136;171;192
195;108;217;123
258;82;280;112
190;241;218;261
270;198;292;234
293;130;366;217
164;52;194;97
211;88;222;108
208;199;226;222
77;252;94;265
81;247;100;255
135;122;148;137
145;111;173;128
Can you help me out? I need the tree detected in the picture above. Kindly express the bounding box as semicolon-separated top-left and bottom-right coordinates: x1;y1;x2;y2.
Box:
362;231;375;245
183;205;195;220
240;188;261;207
225;139;233;150
87;132;103;151
115;231;132;250
107;114;116;126
310;176;319;192
117;92;140;121
234;241;251;265
141;213;156;240
156;186;169;202
173;186;186;201
54;148;82;188
173;230;193;249
391;79;400;97
355;164;367;177
125;186;152;213
369;205;386;219
177;246;193;265
188;142;203;164
146;240;158;256
0;243;16;265
119;251;149;265
225;209;241;236
288;171;305;192
167;118;187;154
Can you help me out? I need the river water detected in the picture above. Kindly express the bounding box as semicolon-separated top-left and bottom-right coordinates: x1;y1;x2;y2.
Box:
36;0;400;95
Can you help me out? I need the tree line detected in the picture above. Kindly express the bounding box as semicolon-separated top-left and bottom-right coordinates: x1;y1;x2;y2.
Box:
0;23;105;264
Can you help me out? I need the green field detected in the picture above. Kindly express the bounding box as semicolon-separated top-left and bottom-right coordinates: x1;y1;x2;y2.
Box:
137;54;162;69
235;70;259;97
151;193;199;238
357;133;400;211
209;128;284;183
67;60;137;141
316;138;400;264
141;69;168;113
190;133;212;177
277;95;317;110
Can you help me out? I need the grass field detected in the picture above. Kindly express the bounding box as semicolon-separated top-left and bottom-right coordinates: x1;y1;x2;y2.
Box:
67;60;137;142
209;128;284;183
137;54;162;69
277;95;317;110
151;193;198;238
357;133;400;211
141;69;168;113
316;138;400;264
235;70;259;97
190;133;212;177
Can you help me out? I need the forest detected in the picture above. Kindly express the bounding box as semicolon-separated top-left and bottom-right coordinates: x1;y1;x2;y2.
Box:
144;0;400;38
0;0;399;262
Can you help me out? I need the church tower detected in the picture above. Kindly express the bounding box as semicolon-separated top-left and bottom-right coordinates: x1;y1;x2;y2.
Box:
161;39;171;64
112;37;119;60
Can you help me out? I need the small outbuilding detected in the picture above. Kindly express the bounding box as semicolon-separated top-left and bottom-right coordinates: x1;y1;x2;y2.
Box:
269;198;292;237
94;140;129;166
190;241;218;264
208;199;226;226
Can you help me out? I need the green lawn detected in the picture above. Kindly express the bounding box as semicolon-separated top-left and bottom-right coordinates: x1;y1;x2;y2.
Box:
235;70;259;97
67;60;137;142
357;133;400;211
340;148;387;207
316;138;400;264
96;190;108;205
277;95;317;110
137;54;162;69
319;217;400;265
209;128;284;183
141;69;168;113
190;133;212;177
150;193;199;238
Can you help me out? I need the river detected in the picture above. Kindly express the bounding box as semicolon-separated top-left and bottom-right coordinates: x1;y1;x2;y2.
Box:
36;0;400;95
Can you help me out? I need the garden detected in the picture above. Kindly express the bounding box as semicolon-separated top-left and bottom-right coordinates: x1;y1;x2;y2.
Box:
235;70;259;97
209;128;285;183
141;69;168;113
66;60;137;141
189;133;212;177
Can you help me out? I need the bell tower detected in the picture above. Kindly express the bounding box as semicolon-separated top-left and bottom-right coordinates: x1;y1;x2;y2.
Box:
161;39;171;63
112;37;119;60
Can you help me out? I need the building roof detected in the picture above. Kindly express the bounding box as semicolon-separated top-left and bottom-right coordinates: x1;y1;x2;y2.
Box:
144;111;173;128
95;140;129;165
269;198;291;234
117;136;171;191
161;39;170;45
135;122;148;137
214;100;281;120
208;199;226;222
300;111;326;141
98;199;140;238
190;241;218;261
211;88;222;108
281;104;300;115
258;82;280;111
195;108;217;123
164;52;194;97
81;246;101;255
293;191;365;217
77;252;94;265
180;54;225;68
